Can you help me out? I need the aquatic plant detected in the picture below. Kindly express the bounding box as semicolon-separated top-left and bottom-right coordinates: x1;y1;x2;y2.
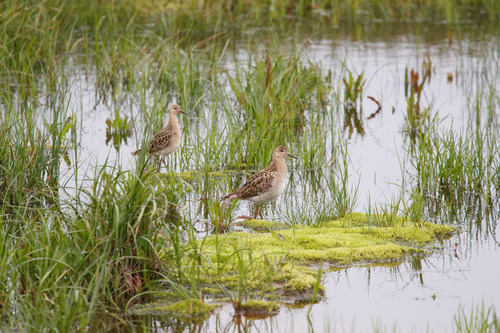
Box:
403;56;436;142
454;303;500;333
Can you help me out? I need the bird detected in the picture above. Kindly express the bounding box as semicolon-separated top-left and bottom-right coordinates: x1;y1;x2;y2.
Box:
223;145;297;219
132;104;188;171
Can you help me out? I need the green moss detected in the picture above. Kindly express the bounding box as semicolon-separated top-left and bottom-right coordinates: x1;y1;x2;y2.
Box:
200;217;454;265
240;300;280;316
239;219;288;232
159;213;454;312
200;287;222;296
129;299;216;321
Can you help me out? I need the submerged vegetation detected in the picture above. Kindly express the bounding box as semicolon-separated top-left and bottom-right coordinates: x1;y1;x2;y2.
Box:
0;0;499;331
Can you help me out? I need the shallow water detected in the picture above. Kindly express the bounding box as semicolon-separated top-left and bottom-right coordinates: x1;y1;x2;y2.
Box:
219;235;500;332
63;21;499;331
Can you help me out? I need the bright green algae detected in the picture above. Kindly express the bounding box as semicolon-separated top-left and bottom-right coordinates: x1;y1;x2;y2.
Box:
141;213;455;317
129;299;216;321
202;213;455;265
238;219;288;232
240;300;280;316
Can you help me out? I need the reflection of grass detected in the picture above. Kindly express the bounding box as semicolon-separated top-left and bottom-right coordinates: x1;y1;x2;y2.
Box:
343;70;365;137
106;109;132;150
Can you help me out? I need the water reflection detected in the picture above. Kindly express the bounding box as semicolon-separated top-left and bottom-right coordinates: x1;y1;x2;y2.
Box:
342;71;366;138
105;110;132;153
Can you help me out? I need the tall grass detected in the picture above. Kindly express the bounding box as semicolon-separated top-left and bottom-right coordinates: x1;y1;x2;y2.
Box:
225;44;330;167
2;0;498;84
407;126;499;228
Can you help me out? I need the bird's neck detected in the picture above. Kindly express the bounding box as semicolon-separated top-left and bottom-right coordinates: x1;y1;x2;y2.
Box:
168;113;179;127
272;156;288;173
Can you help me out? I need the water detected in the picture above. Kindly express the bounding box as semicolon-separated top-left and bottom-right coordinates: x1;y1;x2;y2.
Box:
63;21;499;331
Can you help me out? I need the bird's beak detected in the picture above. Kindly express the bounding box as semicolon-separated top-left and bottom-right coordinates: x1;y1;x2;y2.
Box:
287;153;298;159
180;110;189;115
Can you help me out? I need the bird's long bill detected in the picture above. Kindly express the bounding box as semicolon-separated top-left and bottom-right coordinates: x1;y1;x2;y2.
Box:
180;110;189;115
288;153;298;159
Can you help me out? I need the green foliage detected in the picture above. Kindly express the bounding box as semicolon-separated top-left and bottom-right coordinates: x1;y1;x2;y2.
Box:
408;128;499;224
226;37;330;167
74;165;166;303
198;196;239;233
0;0;498;330
0;93;70;215
454;303;500;333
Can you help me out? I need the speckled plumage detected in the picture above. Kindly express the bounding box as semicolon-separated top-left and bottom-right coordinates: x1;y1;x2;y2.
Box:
223;146;297;219
132;104;188;170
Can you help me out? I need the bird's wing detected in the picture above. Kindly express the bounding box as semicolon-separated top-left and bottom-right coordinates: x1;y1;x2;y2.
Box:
235;164;277;199
147;124;173;154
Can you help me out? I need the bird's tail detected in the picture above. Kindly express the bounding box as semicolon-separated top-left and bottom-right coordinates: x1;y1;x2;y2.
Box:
222;193;237;209
132;149;141;156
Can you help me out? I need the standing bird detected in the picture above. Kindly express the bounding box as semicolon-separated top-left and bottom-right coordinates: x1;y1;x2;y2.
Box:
223;146;297;219
132;104;188;171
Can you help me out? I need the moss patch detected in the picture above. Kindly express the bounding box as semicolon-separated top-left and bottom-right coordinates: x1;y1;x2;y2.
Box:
158;213;454;313
201;215;454;266
239;300;280;317
239;219;288;232
128;299;216;322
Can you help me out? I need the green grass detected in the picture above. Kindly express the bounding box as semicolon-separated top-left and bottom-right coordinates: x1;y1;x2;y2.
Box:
454;303;500;333
2;0;499;82
0;0;499;331
407;127;499;227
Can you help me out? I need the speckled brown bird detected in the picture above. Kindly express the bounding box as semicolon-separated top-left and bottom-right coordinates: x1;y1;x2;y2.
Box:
223;145;297;219
132;104;188;171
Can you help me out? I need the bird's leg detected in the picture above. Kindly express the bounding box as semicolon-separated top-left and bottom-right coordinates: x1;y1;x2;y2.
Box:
259;205;264;220
156;157;161;173
162;156;169;170
253;205;262;220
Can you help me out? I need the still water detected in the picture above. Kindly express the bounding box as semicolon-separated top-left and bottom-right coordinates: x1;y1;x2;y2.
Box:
66;21;499;331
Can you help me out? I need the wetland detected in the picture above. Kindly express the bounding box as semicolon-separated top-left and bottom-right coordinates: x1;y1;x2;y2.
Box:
1;1;499;332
